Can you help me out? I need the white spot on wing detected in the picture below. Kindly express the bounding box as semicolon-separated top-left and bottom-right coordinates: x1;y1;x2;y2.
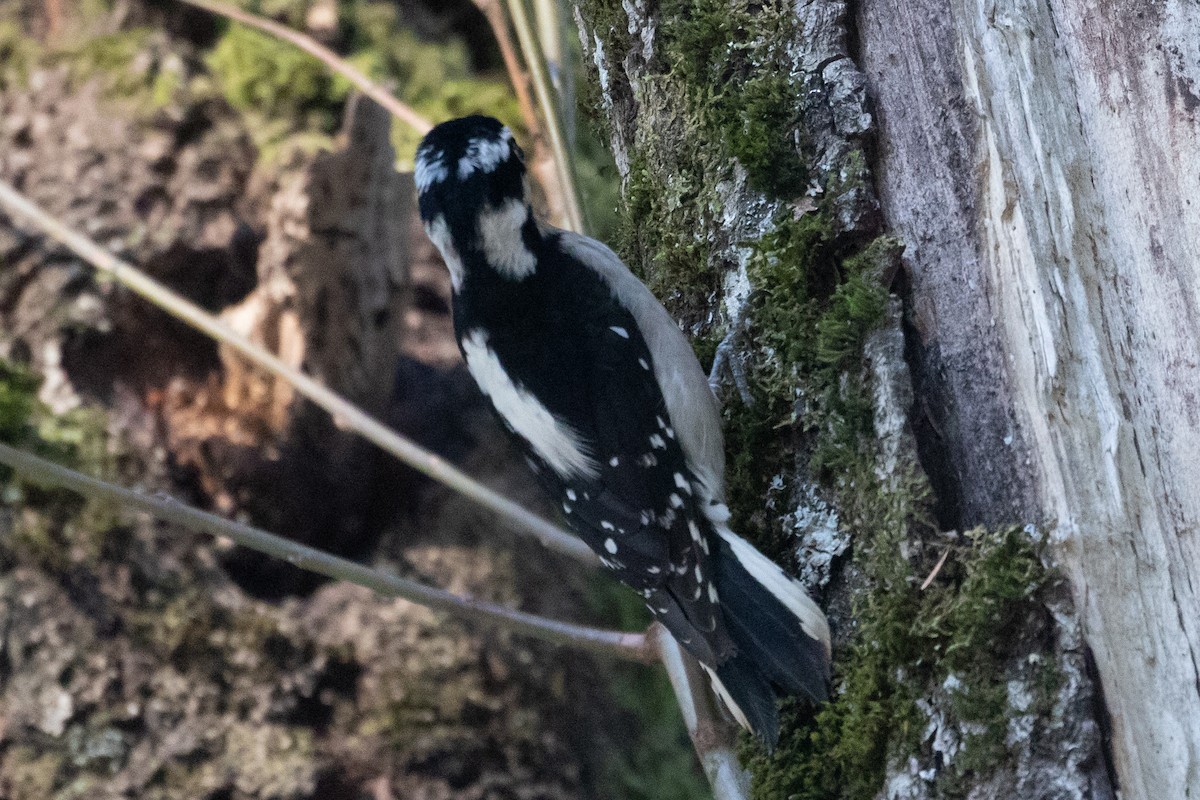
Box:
638;358;650;370
566;489;577;501
604;538;618;554
461;329;600;481
478;198;537;280
674;473;691;493
609;326;630;338
609;456;620;467
424;215;464;291
649;434;667;450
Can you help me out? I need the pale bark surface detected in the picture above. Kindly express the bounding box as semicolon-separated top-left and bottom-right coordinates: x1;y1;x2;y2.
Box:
859;1;1200;798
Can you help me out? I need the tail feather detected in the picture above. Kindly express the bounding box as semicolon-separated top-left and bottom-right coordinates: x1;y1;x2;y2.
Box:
703;657;779;745
708;526;831;747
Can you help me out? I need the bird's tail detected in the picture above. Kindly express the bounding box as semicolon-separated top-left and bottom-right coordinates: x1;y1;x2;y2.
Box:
701;525;831;748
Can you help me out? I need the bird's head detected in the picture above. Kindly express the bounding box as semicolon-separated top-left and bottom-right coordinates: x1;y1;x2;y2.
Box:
415;116;539;288
415;115;528;223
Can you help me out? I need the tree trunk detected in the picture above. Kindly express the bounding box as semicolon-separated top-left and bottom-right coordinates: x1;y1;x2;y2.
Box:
572;0;1199;797
858;2;1200;798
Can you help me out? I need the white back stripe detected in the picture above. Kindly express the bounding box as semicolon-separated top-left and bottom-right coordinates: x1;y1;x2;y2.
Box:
461;329;599;480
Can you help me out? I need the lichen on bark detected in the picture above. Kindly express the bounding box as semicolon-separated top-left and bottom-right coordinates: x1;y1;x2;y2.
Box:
574;0;1104;796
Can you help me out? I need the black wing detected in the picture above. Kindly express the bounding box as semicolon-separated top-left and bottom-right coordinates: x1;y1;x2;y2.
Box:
539;243;735;664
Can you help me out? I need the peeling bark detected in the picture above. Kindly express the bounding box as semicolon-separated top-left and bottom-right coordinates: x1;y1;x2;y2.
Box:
859;2;1200;798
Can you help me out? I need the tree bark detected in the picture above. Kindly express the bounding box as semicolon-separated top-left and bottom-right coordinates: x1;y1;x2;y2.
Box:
858;3;1200;797
569;0;1197;796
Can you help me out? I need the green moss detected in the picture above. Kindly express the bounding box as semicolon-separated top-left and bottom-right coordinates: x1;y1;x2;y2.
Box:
746;513;1056;800
657;0;808;197
200;3;523;164
207;23;347;135
0;359;42;449
0;359;102;490
716;212;895;562
737;235;1053;797
339;5;523;163
0;20;39;89
618;149;722;323
0;359;118;570
43;27;185;111
723;217;921;793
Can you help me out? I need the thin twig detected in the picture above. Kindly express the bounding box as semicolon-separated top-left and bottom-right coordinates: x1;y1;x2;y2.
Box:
0;180;596;566
920;546;951;591
474;0;540;140
0;442;653;662
501;0;583;232
656;629;753;800
471;0;574;230
175;0;432;135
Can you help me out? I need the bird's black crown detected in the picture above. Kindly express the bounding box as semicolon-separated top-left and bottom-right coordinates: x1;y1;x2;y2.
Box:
415;115;527;223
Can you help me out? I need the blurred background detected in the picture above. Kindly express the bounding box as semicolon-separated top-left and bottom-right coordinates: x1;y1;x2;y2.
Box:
0;1;706;797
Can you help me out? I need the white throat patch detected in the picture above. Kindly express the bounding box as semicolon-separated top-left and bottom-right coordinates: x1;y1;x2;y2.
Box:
478;198;537;280
461;329;599;481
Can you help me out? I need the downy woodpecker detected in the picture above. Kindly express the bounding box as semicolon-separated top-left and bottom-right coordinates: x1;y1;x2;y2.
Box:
415;115;830;745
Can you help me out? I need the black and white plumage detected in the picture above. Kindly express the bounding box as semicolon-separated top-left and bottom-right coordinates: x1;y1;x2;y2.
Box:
415;115;831;745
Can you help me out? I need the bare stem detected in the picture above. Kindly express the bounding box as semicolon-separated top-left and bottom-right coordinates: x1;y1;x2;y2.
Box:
0;442;652;662
654;629;753;800
501;0;584;233
175;0;432;135
0;180;596;566
471;0;574;230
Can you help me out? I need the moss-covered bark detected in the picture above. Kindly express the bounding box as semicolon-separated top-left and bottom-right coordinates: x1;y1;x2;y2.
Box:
574;1;1106;797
